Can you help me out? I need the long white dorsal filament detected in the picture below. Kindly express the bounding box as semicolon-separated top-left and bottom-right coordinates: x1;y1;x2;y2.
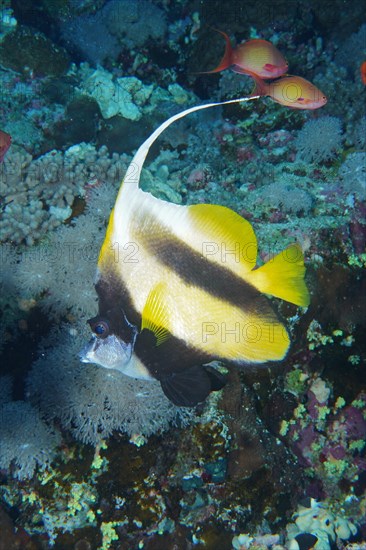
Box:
120;95;260;193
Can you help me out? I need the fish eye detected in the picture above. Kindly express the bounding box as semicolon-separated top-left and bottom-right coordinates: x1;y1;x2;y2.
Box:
92;320;109;338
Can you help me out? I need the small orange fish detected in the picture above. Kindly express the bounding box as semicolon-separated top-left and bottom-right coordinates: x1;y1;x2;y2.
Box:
0;130;11;162
204;30;288;79
361;61;366;85
251;75;327;110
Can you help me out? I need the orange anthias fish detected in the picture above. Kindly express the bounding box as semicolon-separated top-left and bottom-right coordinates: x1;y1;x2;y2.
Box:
251;75;327;110
204;30;288;79
361;61;366;85
0;130;11;162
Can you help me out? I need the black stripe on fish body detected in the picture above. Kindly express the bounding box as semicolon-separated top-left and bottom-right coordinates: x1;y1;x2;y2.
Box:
134;328;212;380
94;270;225;406
95;268;213;378
140;227;278;318
134;332;228;406
93;272;139;339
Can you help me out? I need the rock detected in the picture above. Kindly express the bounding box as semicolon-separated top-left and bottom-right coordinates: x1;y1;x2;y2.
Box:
0;26;69;76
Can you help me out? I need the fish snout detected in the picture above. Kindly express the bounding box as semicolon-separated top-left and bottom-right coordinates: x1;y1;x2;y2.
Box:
79;336;97;364
79;334;134;372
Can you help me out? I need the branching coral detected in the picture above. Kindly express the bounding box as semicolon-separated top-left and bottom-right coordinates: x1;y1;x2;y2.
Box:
0;144;129;245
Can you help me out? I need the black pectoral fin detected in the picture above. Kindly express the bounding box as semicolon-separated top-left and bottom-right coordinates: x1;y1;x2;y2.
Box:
160;365;228;407
160;366;212;407
203;365;227;391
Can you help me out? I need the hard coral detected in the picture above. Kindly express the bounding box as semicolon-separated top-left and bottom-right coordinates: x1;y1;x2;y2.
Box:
286;498;358;550
0;144;128;245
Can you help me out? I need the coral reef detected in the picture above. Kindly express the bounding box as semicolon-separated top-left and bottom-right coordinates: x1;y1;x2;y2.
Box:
77;64;193;121
0;0;365;547
0;26;70;76
0;374;12;405
0;144;129;245
286;498;358;549
280;374;366;500
0;400;61;479
258;179;314;215
339;152;366;201
0;7;17;41
60;0;167;66
294;116;343;163
334;23;366;75
350;116;366;150
27;325;193;445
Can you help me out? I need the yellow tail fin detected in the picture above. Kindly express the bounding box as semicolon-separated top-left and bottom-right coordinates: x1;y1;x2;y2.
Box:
249;244;310;307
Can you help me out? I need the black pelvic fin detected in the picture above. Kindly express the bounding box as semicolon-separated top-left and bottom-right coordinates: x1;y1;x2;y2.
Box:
203;364;227;391
160;365;227;407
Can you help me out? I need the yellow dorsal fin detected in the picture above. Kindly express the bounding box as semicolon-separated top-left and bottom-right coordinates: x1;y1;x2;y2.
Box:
141;283;170;346
249;243;310;307
188;203;258;274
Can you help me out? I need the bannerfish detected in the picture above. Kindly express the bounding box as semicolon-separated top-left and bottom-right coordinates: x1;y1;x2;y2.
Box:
0;130;11;162
80;97;310;407
202;30;288;79
251;74;327;109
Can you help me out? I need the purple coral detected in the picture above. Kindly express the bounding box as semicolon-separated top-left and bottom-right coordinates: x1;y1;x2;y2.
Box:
338;404;366;439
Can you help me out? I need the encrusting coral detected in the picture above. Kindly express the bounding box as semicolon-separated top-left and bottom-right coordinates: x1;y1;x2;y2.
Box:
77;64;194;121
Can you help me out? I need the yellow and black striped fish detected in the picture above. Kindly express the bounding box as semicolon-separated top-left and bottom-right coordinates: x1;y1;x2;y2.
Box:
80;97;310;407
